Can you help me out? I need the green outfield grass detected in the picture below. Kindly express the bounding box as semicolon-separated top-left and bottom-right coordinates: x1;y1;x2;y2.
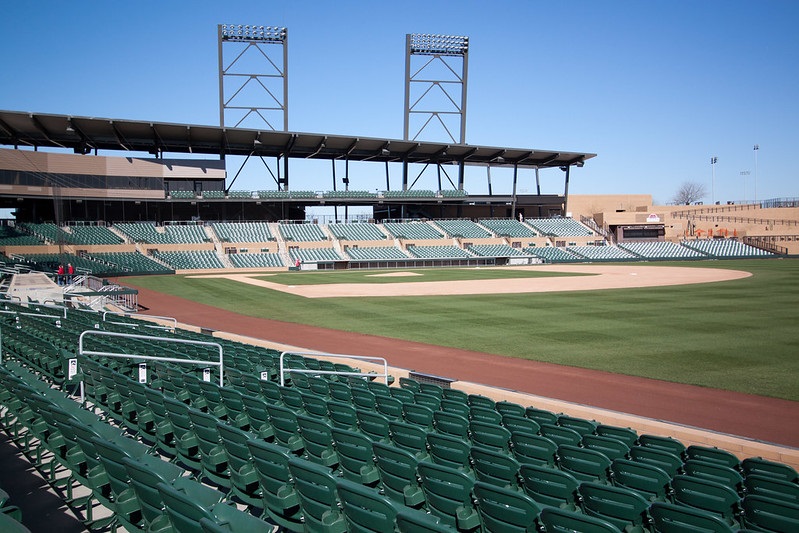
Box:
127;259;799;401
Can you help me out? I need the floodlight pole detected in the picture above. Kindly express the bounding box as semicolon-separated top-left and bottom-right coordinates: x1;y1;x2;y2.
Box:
218;24;288;131
710;156;718;205
753;144;759;203
403;33;469;144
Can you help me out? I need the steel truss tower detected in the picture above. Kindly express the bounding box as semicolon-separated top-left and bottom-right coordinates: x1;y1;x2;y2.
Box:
404;33;469;144
218;24;288;131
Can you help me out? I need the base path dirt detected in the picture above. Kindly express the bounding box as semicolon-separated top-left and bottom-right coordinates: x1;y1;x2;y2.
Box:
127;282;799;448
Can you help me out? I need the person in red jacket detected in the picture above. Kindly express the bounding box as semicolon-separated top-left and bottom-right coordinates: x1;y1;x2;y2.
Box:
67;263;74;284
56;264;64;285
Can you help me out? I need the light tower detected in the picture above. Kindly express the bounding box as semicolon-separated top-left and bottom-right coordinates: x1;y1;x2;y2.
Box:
753;144;759;203
710;156;718;204
218;24;288;130
404;33;469;144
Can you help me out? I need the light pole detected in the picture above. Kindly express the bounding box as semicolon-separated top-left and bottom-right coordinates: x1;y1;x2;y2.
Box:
740;170;750;202
753;144;759;203
710;156;718;205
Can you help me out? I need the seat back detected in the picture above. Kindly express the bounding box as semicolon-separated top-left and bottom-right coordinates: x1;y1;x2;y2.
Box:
649;501;737;533
335;477;401;533
741;457;799;483
372;441;424;507
156;480;213;532
582;434;630;461
296;414;338;468
286;457;346;532
557;444;613;484
246;439;303;530
470;419;512;453
744;474;799;505
473;481;541;532
495;400;526;418
510;433;559;468
416;461;481;530
401;402;434;429
610;458;672;502
682;459;744;492
685;445;741;470
439;398;470;418
596;424;639;448
374;395;403;420
432;410;470;440
388;420;429;460
470;405;503;425
638;434;686;458
557;415;598;436
539;507;624;533
539;423;582;447
741;494;799;532
330;428;379;486
670;474;742;526
426;432;473;475
122;455;187;525
355;409;391;442
524;406;559;425
388;386;415;404
502;414;540;437
578;482;650;531
326;400;359;431
264;403;303;453
629;446;683;477
519;463;581;511
470;446;521;491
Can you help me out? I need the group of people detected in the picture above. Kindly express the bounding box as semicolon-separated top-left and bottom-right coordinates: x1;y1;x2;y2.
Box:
56;263;74;285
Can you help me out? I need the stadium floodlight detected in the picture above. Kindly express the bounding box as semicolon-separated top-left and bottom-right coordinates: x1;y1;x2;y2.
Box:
221;23;287;43
753;144;759;202
409;33;468;56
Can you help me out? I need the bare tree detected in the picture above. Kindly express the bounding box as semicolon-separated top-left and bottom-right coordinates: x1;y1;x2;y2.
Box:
672;182;707;205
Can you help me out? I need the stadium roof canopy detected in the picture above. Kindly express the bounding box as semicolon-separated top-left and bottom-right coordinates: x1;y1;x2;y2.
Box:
0;110;594;170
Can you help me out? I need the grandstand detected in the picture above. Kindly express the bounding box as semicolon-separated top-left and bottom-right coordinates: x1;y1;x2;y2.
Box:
0;296;797;532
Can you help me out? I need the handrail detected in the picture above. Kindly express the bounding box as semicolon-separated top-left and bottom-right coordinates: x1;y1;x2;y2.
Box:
78;330;223;401
279;350;389;386
103;311;177;331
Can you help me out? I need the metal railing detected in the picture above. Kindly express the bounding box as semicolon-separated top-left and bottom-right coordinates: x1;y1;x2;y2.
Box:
279;350;388;387
77;330;223;402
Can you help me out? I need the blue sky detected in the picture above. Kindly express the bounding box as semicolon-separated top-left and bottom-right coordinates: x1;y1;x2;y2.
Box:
1;0;797;206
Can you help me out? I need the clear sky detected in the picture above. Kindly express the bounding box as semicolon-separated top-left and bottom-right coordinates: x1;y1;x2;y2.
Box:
1;0;797;206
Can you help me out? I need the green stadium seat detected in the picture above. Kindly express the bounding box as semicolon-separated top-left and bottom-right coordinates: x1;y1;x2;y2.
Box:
215;422;262;508
296;414;339;469
557;444;613;485
401;402;435;429
495;400;526;418
285;458;347;533
414;392;442;411
741;494;799;532
246;439;304;531
472;481;542;532
682;459;744;494
441;387;467;403
596;424;639;448
582;434;631;461
371;441;425;508
685;445;741;470
539;423;583;447
388;420;430;461
744;474;799;505
374;395;404;420
525;406;559;425
637;434;687;459
416;461;481;531
355;409;391;443
239;394;276;441
395;507;452;532
187;409;230;489
156;479;270;532
432;410;470;440
610;458;672;503
558;414;598;436
265;403;304;454
469;446;522;491
519;464;581;511
501;414;541;437
335;477;403;533
649;501;737;533
122;455;190;530
388;386;415;404
469;405;503;425
742;457;799;483
510;433;559;469
326;400;359;431
539;507;622;533
439;398;470;419
469;419;512;454
629;446;683;478
426;433;473;476
578;482;651;533
670;474;743;527
398;376;421;393
330;428;380;486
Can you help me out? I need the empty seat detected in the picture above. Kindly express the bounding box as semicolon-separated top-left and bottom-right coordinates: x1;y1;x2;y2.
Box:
539;507;621;533
286;458;347;533
670;474;743;527
741;494;799;532
610;458;672;503
246;439;303;530
519;464;581;512
371;441;425;508
557;445;613;485
649;501;737;533
330;428;379;486
416;461;481;531
511;433;559;469
470;446;522;491
473;481;542;531
335;477;403;533
296;415;339;469
578;482;650;533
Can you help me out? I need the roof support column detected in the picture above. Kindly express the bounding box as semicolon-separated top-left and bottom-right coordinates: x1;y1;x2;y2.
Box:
562;165;571;216
511;163;518;219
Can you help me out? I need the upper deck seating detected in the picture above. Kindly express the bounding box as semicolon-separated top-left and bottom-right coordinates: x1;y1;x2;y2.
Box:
434;220;492;239
527;218;593;237
382;222;444;240
479;219;539;238
212;222;274;242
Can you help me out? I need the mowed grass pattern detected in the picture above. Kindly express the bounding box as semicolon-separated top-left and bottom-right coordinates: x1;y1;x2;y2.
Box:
128;259;799;401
